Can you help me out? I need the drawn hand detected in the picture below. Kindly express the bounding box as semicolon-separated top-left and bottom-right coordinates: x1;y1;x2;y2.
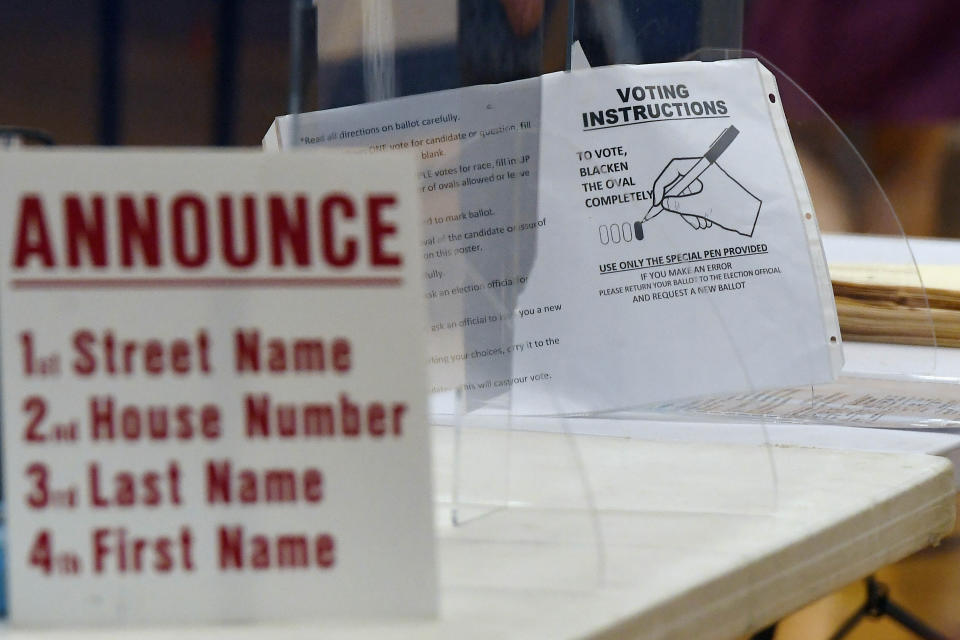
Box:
652;159;761;236
652;157;701;207
648;157;708;227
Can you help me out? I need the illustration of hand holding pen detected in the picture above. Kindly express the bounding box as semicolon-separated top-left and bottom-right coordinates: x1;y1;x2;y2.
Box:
642;126;762;238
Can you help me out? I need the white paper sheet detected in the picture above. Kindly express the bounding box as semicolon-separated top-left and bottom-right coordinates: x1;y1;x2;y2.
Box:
645;376;960;430
266;59;842;415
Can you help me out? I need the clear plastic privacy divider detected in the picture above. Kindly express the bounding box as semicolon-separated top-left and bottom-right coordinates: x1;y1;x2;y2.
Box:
274;2;801;594
629;47;960;431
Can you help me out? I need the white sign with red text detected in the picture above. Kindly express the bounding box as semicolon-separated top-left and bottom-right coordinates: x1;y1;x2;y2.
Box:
0;150;436;626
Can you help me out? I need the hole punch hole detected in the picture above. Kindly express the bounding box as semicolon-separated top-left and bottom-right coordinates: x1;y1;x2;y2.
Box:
805;212;812;220
768;93;776;103
830;336;838;343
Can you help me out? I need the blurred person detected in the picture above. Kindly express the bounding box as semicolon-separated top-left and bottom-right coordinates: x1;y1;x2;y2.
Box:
745;0;960;237
460;0;699;84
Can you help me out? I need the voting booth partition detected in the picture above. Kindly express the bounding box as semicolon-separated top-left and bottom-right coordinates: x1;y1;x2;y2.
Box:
274;8;955;597
290;5;957;427
274;57;857;592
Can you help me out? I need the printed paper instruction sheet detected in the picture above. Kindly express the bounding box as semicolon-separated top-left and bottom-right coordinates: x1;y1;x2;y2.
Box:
267;59;842;414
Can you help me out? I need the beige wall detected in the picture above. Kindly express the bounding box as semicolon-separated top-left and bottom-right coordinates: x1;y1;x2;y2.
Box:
315;0;457;62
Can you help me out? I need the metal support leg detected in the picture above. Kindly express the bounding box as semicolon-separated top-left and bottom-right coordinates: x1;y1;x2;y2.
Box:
749;623;777;640
829;576;948;640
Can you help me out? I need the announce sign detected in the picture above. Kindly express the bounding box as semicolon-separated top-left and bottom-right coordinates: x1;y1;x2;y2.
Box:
0;150;436;625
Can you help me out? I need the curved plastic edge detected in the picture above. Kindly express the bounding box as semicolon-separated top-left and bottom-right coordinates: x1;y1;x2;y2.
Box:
754;59;844;377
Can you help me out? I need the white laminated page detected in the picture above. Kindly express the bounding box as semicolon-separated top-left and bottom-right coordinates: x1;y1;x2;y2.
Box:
266;59;842;415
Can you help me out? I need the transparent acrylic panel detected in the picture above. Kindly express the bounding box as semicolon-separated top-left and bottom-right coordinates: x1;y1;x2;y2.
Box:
631;48;957;431
280;2;796;596
684;48;939;376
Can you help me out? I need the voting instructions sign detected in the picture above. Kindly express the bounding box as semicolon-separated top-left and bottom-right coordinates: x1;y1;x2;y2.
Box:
266;59;843;415
0;150;436;625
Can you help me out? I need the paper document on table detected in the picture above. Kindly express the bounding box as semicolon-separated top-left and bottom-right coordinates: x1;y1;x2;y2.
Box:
831;263;960;347
646;376;960;429
265;59;842;415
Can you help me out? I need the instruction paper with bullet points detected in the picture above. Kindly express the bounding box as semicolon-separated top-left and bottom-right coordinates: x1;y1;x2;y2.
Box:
265;58;842;414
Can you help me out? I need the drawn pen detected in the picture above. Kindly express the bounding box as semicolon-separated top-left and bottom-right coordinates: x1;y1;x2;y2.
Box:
642;125;740;223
